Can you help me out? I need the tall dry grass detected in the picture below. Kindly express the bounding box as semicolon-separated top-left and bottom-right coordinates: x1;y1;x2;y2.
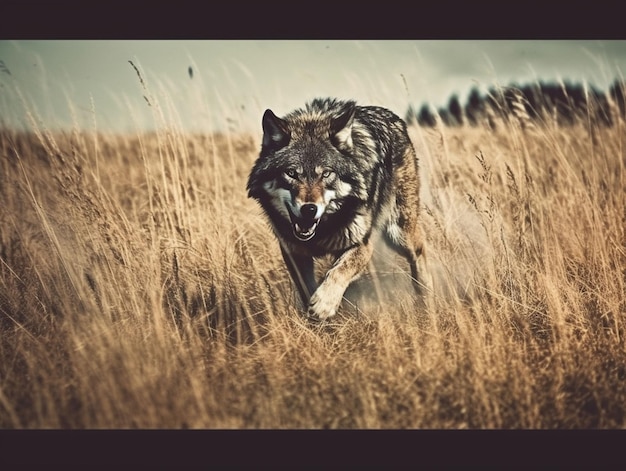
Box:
0;88;625;428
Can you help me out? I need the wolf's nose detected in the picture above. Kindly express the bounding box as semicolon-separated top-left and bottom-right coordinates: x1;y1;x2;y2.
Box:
301;204;318;219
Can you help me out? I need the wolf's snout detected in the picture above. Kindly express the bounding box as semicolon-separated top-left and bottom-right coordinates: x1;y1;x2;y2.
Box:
301;204;318;219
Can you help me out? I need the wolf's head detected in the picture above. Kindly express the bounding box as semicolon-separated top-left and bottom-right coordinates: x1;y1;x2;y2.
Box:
247;99;358;242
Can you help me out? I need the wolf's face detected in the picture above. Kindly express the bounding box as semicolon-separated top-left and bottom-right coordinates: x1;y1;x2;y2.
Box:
248;102;357;242
264;165;349;241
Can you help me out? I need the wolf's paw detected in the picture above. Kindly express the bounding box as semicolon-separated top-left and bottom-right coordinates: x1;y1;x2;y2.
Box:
307;283;344;321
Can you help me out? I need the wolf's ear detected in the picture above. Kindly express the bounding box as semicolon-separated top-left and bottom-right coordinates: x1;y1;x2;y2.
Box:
330;103;355;151
262;109;290;150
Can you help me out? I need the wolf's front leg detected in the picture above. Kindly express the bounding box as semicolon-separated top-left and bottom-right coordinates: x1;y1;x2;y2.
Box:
308;241;374;321
280;245;317;308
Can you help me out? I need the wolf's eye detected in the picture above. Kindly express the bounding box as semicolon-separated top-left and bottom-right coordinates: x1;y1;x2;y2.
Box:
322;170;334;179
285;169;298;179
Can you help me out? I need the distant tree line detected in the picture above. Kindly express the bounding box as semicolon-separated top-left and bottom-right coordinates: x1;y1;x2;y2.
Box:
406;79;626;128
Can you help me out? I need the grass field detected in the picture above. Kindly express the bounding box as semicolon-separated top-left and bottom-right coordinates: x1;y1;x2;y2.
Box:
1;91;625;428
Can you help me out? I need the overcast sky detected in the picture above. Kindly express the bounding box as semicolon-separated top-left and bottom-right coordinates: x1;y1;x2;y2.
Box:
1;40;625;133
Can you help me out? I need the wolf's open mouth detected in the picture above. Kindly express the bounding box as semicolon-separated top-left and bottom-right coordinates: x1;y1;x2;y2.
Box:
293;219;319;241
287;207;320;241
286;204;321;242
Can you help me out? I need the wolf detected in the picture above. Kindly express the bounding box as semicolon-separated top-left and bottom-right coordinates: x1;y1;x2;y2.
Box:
247;98;430;321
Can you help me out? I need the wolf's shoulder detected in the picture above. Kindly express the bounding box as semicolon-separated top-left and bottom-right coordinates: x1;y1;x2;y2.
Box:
356;105;403;124
354;105;409;145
